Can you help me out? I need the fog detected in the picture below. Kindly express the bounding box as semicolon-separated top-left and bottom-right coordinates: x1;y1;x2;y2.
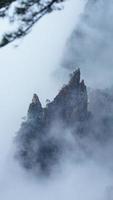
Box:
0;0;113;199
1;157;113;200
62;0;113;88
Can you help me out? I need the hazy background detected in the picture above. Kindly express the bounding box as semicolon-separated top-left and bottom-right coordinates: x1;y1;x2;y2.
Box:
0;0;113;199
62;0;113;89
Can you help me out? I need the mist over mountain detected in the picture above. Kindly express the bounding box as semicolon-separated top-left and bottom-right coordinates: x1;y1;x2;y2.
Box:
11;0;113;198
15;69;113;177
15;69;87;174
1;0;113;199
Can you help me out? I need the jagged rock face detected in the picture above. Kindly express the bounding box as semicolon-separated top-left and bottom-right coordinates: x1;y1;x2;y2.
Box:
46;69;88;125
28;94;43;121
28;69;88;126
15;69;88;174
15;69;113;175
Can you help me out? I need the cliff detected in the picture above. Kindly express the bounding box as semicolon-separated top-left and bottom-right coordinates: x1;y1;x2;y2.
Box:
28;68;88;125
15;69;88;174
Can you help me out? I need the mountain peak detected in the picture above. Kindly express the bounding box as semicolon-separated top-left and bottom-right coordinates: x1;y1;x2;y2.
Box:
16;69;88;174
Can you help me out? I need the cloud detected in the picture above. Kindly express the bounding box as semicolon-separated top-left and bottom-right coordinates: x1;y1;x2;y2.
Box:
62;0;113;88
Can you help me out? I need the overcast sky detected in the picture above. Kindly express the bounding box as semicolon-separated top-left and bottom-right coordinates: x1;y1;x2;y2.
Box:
1;1;113;200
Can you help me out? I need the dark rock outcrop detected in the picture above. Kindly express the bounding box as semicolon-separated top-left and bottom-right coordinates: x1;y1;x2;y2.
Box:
27;69;88;126
15;69;88;174
15;68;113;175
28;93;43;121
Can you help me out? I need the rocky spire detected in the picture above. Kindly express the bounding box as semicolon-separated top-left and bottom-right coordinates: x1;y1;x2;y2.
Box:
28;93;43;120
16;69;88;173
27;69;88;124
42;68;88;126
32;93;40;104
69;68;80;87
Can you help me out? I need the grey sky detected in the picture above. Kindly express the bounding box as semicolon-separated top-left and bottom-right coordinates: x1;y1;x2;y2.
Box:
0;1;113;200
